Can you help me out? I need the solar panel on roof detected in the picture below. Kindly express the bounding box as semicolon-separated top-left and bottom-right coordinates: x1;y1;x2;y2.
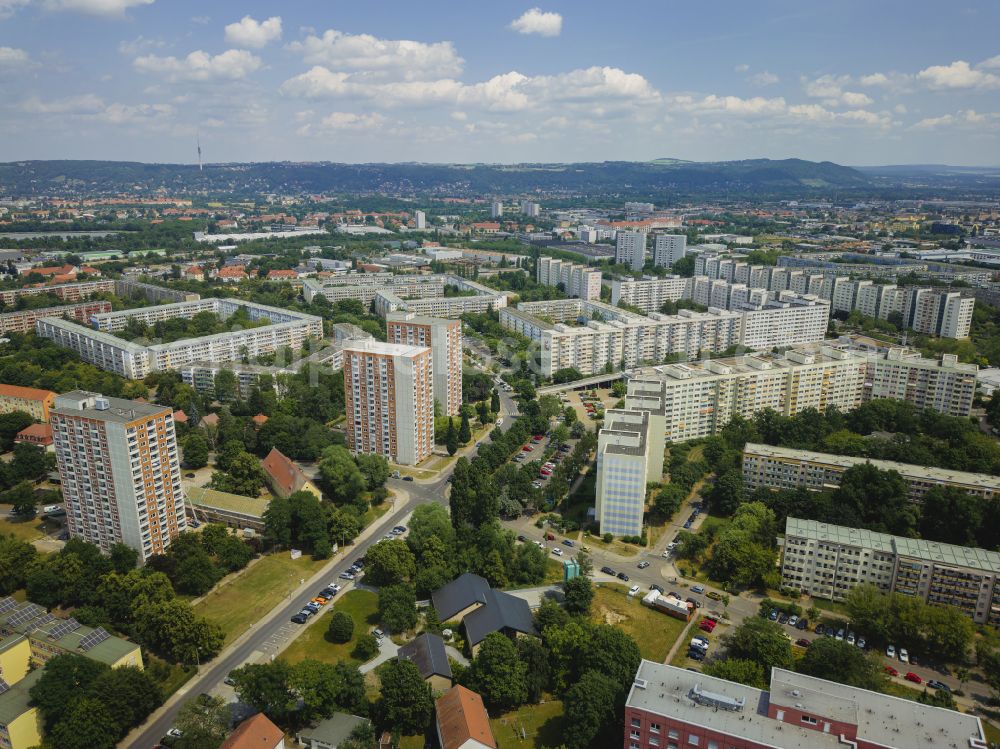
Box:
7;604;43;627
0;597;17;614
78;627;110;651
0;679;9;696
26;612;54;632
47;618;81;640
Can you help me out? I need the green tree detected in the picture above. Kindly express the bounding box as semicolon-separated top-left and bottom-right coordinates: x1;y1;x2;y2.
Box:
377;659;434;735
563;405;577;426
562;575;594;617
562;670;619;749
0;533;36;594
133;599;224;664
446;417;458;455
328;611;355;643
49;697;119;749
353;633;379;661
703;658;767;689
722;618;794;672
108;542;139;573
11;442;51;481
918;486;983;546
213;369;238;402
468;632;528;710
173;694;230;749
182;433;209;469
88;665;162;732
0;411;33;451
290;659;345;724
4;481;37;518
708;469;744;515
365;539;416;586
230;661;296;725
406;503;455;561
29;654;109;731
378;583;418;632
491;390;501;414
458;411;472;444
356;453;390;491
797;637;883;690
210;451;267;497
318;445;367;504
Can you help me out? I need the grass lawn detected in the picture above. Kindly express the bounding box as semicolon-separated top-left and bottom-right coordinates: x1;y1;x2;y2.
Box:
490;698;564;749
193;552;330;645
983;720;1000;745
280;589;379;666
397;736;426;749
0;516;58;543
590;584;687;662
362;501;392;528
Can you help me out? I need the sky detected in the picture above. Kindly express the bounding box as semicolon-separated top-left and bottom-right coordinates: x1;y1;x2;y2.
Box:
1;0;999;166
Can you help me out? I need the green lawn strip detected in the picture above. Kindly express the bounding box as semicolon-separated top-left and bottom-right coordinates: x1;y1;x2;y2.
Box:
590;584;687;662
192;552;329;645
362;502;392;527
279;589;379;667
490;698;564;749
0;516;56;543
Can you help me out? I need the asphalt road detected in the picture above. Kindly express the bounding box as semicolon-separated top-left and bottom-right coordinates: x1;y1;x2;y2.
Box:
126;386;520;749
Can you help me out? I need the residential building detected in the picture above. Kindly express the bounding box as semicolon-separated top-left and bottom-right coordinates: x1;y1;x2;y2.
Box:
435;685;497;749
0;299;111;334
623;659;986;749
51;391;185;561
520;201;540;217
343;340;433;466
903;287;975;338
595;409;653;537
180;361;295;399
185;487;268;533
742;443;1000;502
261;447;322;499
616;230;647;271
386;312;463;416
297;713;370;749
490;201;503;218
0;279;116;307
536;257;602;300
219;713;285;749
397;632;453;693
652;234;687;268
0;668;42;749
431;573;536;655
14;423;52;448
414;210;427;229
372;287;507;318
738;294;830;350
0;384;56;422
610;276;690;314
866;348;977;417
781;517;1000;625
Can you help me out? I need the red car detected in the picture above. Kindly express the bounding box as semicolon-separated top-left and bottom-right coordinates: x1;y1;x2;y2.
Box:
795;639;811;648
522;445;533;452
884;665;899;677
532;435;544;442
698;620;716;633
904;672;922;684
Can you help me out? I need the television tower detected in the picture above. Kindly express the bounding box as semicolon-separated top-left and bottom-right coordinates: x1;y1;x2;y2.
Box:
197;136;203;171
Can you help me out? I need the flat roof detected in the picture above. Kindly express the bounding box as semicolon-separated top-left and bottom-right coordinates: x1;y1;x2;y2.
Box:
0;668;42;725
186;486;270;519
343;339;431;358
785;517;896;554
601;409;649;457
744;443;1000;491
53;391;170;424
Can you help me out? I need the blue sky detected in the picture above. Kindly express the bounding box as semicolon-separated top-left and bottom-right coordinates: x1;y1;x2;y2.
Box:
1;0;999;165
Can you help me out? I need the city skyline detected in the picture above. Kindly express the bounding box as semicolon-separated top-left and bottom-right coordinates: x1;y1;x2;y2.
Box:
0;0;998;165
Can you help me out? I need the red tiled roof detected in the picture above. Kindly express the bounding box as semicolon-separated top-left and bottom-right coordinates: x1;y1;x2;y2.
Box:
15;423;52;442
267;269;298;279
261;447;308;497
251;414;269;426
200;413;220;427
32;264;75;276
218;713;284;749
0;384;56;402
173;410;188;423
435;686;497;749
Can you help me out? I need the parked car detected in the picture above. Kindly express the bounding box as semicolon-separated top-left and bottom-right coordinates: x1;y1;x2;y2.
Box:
706;591;722;601
683;521;692;529
769;609;779;621
691;585;705;594
793;638;810;648
551;548;564;557
601;566;616;575
562;539;574;547
857;637;866;650
223;674;236;686
835;628;845;641
649;584;664;593
788;615;799;627
899;648;909;663
846;633;856;646
815;623;826;635
926;679;951;692
373;628;385;639
690;637;709;651
628;585;641;596
687;649;705;662
779;613;790;625
904;672;922;684
392;525;407;534
886;645;896;659
403;476;414;482
795;618;809;630
291;612;308;624
884;665;899;677
339;572;355;580
617;572;630;581
516;534;527;542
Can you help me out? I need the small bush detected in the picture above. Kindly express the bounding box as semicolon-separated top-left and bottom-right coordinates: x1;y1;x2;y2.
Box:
353;633;379;661
327;611;354;644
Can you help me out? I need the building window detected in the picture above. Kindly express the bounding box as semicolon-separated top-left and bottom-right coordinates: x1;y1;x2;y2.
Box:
801;715;818;725
688;736;700;746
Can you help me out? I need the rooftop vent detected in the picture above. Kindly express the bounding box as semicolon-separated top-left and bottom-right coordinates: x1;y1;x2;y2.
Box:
634;678;648;690
93;397;109;411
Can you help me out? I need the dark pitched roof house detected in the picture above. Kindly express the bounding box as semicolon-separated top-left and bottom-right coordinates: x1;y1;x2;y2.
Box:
435;685;497;749
398;632;452;681
431;573;536;649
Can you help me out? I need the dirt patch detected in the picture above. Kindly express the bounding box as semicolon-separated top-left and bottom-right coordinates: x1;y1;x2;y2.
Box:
598;605;627;626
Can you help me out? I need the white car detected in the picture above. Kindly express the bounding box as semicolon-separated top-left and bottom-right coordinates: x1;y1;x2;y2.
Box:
846;633;855;646
551;547;564;556
535;541;545;549
326;583;343;593
628;585;640;596
886;645;896;658
788;615;798;627
899;648;909;663
690;637;709;651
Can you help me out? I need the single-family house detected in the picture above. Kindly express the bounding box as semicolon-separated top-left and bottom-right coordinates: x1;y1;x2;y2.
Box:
219;713;284;749
435;685;497;749
397;632;452;693
431;573;537;655
296;712;369;749
261;447;322;500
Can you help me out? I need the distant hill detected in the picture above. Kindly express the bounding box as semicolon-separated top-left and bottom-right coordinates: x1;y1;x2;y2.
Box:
0;158;874;198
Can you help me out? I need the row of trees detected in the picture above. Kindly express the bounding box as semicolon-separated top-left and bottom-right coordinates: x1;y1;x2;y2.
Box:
0;535;223;664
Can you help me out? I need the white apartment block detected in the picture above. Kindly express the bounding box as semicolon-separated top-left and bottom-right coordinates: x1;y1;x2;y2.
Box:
373;288;507;318
781;516;1000;626
595;409;653;537
521;201;540;217
739;296;830;350
490;201;503;218
37;299;323;380
867;348;977;417
343;340;434;466
611;276;690;314
536;257;602;300
741;443;1000;503
616;230;648;271
302;277;445;306
903;288;974;338
51;391;185;561
386;312;463;416
414;210;427;229
652;234;687;268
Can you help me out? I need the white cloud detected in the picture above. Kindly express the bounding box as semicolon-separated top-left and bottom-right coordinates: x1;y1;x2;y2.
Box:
917;60;1000;90
0;0;29;19
133;49;262;82
748;71;779;86
803;74;872;107
733;63;749;73
224;15;282;49
118;35;165;56
668;94;787;116
41;0;153;17
912;109;1000;130
0;46;29;67
301;111;387;135
979;54;1000;70
288;29;463;81
666;93;891;130
21;94;106;113
509;8;563;37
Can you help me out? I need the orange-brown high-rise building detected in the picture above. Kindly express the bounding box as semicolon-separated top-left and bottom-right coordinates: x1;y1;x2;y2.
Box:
386;311;462;416
343;340;434;466
51;391;185;561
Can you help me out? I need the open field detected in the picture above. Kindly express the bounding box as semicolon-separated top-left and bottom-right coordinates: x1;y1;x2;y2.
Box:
490;698;565;749
279;589;379;667
193;552;330;645
591;584;687;662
